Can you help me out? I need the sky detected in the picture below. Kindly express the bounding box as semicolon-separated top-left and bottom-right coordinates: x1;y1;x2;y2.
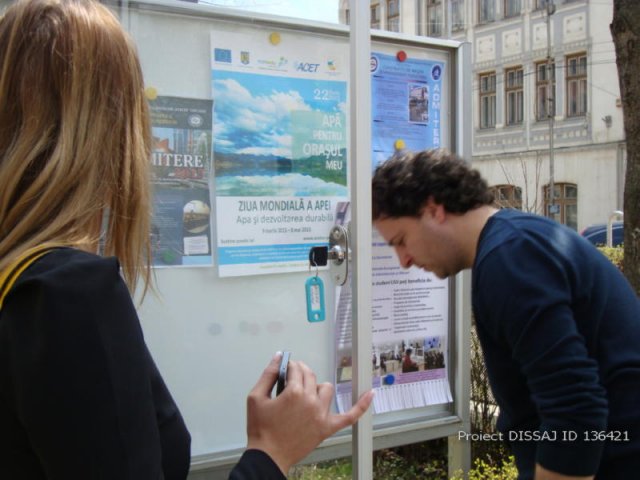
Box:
212;71;346;156
199;0;340;24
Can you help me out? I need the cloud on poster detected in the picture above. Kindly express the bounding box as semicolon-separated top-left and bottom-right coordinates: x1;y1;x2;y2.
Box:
213;78;311;155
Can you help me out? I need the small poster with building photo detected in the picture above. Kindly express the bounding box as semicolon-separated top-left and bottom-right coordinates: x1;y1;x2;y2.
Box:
408;83;429;123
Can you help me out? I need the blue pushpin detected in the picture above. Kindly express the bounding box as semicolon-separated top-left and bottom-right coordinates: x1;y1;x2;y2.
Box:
384;374;395;385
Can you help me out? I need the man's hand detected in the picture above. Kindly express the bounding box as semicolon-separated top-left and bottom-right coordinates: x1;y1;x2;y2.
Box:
246;353;374;475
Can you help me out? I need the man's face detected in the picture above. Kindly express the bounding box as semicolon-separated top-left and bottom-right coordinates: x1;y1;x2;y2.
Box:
374;206;462;279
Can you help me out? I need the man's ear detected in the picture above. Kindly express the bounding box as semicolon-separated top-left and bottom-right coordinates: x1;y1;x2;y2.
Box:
422;197;446;223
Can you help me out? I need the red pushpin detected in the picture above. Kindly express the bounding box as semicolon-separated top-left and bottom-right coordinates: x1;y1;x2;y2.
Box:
396;50;407;62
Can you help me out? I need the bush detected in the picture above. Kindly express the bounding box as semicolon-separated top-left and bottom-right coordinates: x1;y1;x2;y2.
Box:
292;451;518;479
291;441;449;479
290;458;352;479
451;456;518;480
598;245;624;272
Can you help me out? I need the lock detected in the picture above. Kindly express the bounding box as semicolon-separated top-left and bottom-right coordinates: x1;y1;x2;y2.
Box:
309;246;329;267
328;224;349;286
308;225;349;286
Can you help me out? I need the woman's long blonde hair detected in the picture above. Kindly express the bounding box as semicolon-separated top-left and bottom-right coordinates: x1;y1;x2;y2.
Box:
0;0;151;294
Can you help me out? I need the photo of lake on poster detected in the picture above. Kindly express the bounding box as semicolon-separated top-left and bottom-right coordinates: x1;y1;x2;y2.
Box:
212;70;347;197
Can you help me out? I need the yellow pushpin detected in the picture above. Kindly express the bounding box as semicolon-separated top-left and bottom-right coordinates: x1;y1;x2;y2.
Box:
394;139;406;151
145;87;158;101
269;32;281;45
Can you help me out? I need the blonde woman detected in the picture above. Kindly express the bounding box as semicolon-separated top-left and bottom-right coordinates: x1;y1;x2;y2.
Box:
0;1;372;479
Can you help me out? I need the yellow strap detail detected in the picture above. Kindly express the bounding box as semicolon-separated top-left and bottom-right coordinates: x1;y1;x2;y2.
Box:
0;245;62;310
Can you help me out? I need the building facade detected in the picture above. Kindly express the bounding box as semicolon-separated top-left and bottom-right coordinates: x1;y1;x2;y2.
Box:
339;0;626;231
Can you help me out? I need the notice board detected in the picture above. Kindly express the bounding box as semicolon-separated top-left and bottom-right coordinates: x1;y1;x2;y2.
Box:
117;1;471;475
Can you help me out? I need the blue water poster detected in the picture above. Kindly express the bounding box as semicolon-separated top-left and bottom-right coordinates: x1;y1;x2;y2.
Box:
211;31;348;276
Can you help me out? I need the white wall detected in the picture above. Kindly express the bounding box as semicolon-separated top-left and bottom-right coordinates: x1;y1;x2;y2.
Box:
474;142;622;231
588;0;625;144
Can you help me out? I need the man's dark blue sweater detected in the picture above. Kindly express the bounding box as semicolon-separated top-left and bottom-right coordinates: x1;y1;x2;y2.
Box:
472;209;640;479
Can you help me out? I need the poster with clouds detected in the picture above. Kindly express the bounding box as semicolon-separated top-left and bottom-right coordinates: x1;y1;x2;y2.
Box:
211;30;348;277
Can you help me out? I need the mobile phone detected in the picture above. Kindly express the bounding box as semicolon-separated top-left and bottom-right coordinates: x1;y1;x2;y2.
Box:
276;351;291;396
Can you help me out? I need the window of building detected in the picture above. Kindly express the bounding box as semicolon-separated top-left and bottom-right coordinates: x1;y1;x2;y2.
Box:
566;53;587;117
534;0;547;10
544;183;578;230
490;185;523;210
371;3;380;29
427;0;442;37
451;0;465;31
478;0;495;24
504;0;521;18
479;72;496;128
387;0;400;31
388;16;400;32
536;61;555;121
505;67;523;125
387;0;399;16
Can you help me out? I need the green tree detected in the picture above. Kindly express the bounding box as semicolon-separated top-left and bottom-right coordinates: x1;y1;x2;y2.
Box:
611;0;640;295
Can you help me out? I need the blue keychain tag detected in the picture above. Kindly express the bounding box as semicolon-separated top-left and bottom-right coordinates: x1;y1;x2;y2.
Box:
305;276;325;322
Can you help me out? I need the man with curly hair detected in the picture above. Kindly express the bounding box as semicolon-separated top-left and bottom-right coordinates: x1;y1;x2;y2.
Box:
372;149;640;480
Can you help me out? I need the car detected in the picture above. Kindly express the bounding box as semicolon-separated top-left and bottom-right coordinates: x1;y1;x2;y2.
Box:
580;221;624;246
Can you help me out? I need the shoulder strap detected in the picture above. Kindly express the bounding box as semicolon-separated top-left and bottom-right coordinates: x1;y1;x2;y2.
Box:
0;245;62;310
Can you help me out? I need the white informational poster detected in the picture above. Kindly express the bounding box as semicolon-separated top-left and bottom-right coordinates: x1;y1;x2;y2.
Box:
334;208;452;414
149;96;214;267
335;51;452;414
211;31;348;277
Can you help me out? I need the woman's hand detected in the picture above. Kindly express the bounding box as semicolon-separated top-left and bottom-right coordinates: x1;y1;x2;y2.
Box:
245;354;374;475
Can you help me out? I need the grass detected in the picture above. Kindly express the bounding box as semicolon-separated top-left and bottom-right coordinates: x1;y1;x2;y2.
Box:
291;438;517;479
